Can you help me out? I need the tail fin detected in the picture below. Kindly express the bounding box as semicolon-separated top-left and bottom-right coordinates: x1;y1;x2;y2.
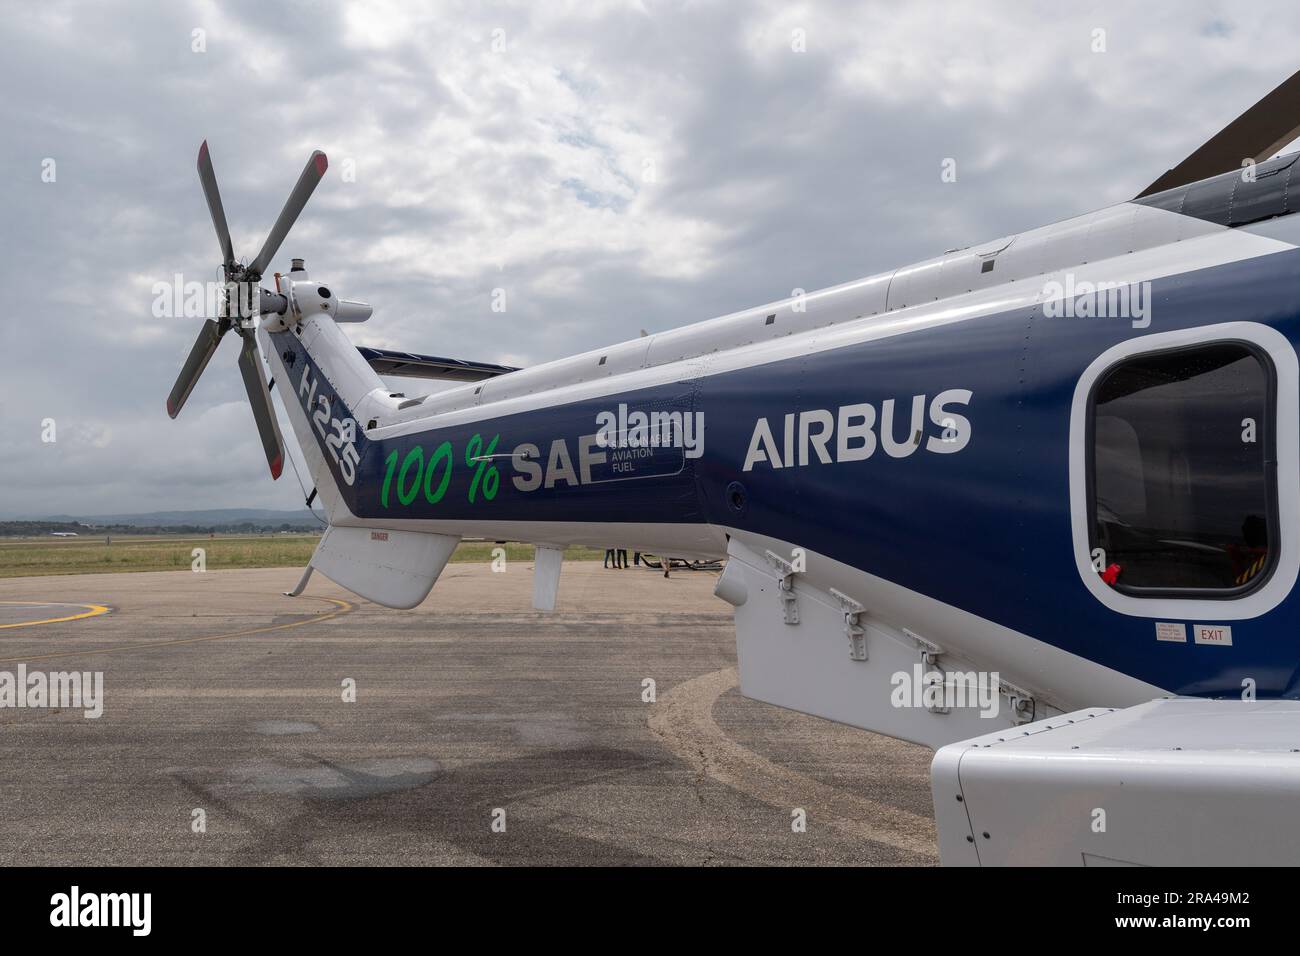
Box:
170;142;465;610
260;306;384;523
261;314;466;607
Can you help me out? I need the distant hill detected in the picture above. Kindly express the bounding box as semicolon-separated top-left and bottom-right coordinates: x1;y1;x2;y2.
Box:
28;509;323;527
0;508;324;537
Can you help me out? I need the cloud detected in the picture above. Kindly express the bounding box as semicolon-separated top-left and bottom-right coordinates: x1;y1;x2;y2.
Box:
2;0;1299;514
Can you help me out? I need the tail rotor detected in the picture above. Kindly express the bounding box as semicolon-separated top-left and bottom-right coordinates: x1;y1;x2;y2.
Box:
166;141;328;479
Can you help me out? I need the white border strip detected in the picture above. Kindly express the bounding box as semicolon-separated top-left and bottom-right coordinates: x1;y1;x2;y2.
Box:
376;228;1294;438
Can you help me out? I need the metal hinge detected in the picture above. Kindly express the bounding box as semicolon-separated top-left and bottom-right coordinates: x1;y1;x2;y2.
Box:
904;628;949;714
998;677;1037;724
829;588;866;661
763;550;799;625
906;628;945;665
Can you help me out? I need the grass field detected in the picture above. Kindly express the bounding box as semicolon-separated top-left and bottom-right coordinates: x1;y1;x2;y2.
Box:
0;535;606;578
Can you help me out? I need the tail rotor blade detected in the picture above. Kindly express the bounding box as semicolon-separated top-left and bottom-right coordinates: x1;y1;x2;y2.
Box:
166;318;225;419
236;333;286;480
197;141;236;270
1137;68;1300;198
248;150;328;277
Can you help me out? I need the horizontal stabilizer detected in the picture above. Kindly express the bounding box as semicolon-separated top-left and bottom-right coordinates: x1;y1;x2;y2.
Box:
357;346;519;382
309;525;460;609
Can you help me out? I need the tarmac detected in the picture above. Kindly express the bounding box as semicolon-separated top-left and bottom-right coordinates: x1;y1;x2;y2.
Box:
0;560;937;865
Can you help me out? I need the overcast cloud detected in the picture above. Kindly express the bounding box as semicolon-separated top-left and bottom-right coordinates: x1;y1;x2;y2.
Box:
3;0;1300;516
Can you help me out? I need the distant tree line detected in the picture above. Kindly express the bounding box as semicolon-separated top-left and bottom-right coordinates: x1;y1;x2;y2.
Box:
0;520;321;537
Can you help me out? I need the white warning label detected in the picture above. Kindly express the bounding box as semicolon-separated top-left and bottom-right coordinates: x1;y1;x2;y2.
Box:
1155;622;1187;643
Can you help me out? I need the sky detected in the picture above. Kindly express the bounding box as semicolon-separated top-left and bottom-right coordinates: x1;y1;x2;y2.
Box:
3;0;1300;517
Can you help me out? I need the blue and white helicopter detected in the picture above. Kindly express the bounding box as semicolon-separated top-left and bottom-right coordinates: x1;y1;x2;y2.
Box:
169;69;1300;866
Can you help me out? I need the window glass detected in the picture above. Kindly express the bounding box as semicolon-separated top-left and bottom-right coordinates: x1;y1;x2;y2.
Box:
1090;343;1273;593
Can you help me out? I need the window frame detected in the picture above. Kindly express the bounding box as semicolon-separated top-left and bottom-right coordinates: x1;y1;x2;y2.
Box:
1068;321;1299;621
1084;339;1278;600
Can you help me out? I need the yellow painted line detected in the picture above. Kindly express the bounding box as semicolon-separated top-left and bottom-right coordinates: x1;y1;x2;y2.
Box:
0;597;353;664
0;601;111;630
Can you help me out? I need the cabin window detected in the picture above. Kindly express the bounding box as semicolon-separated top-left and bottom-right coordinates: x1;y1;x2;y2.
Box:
1088;342;1275;596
